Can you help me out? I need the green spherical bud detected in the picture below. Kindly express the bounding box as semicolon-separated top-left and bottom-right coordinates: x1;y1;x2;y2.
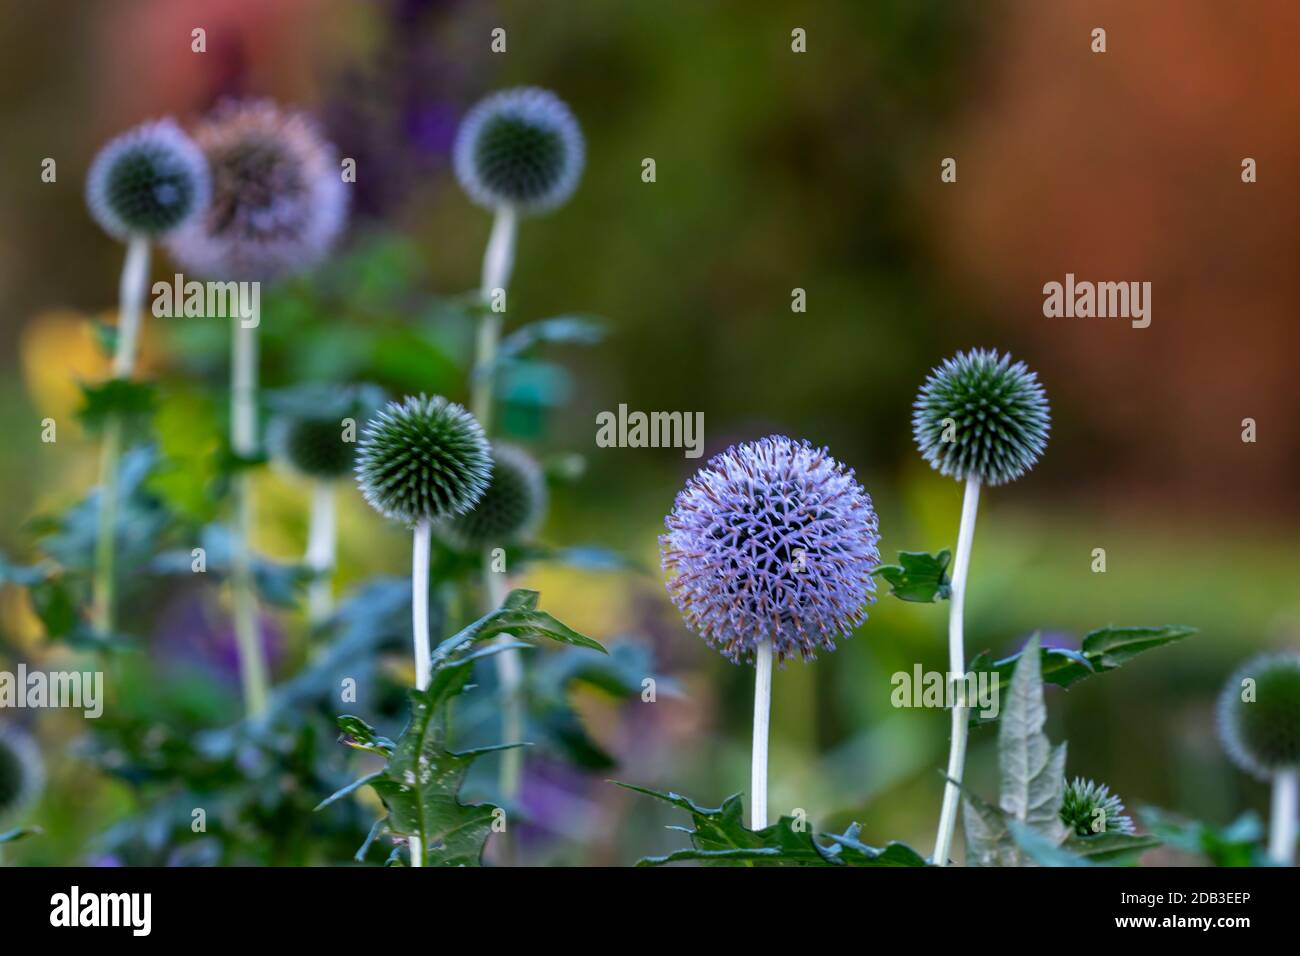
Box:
439;444;546;550
86;119;210;240
1218;652;1300;780
355;395;492;526
912;349;1051;486
267;383;386;480
1060;777;1135;837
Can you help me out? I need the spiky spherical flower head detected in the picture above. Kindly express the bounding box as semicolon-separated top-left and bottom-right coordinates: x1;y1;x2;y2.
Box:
267;383;386;480
1060;777;1136;837
912;349;1050;487
0;726;44;822
165;99;348;281
1218;652;1300;780
355;395;491;527
453;87;584;214
438;444;546;550
660;436;880;666
85;119;210;240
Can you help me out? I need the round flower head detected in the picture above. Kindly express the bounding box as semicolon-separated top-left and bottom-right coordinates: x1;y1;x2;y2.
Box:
438;443;546;550
0;726;44;823
267;383;386;480
85;118;210;240
165;99;348;281
1217;651;1300;780
1060;777;1135;837
453;87;584;214
912;349;1050;487
355;395;492;526
661;436;881;666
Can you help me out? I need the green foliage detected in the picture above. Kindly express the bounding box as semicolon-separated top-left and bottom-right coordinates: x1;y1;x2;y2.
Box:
493;315;606;369
0;826;42;844
617;784;928;867
961;635;1159;867
874;549;951;602
967;626;1195;725
76;378;157;434
1139;807;1269;867
318;590;606;865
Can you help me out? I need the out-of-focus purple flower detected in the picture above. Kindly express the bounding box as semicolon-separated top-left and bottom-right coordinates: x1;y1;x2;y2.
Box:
165;99;347;282
153;592;283;685
660;436;881;666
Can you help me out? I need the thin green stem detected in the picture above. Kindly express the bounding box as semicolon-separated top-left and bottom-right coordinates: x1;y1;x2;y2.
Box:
92;235;150;637
229;316;269;719
304;479;337;629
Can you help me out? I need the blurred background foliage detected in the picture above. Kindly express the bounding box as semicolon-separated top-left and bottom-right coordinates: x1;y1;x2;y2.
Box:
1;0;1298;865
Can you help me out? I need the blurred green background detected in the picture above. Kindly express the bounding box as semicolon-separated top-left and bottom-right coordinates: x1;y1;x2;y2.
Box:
2;0;1298;865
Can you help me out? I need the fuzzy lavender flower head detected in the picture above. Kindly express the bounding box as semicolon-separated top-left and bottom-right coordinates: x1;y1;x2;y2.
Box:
86;119;210;240
165;99;348;282
660;436;880;665
453;87;584;214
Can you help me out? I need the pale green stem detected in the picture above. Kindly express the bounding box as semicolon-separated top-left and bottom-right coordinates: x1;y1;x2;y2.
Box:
304;479;337;628
932;476;981;865
229;316;268;719
1269;768;1298;865
468;206;527;844
471;204;516;430
751;638;773;830
409;517;433;867
92;236;150;637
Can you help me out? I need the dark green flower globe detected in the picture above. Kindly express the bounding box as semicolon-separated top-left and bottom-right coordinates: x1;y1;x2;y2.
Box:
912;349;1051;486
0;727;44;822
1060;777;1135;837
1218;651;1300;780
86;119;210;240
267;383;386;480
355;395;492;526
438;444;546;550
453;87;584;214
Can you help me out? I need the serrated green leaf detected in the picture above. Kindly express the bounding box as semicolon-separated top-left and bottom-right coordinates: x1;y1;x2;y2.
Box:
335;715;395;757
872;550;951;602
1081;625;1195;671
324;590;605;865
970;625;1194;704
431;588;606;666
961;784;1021;867
616;784;926;867
820;823;930;866
998;635;1068;845
1065;830;1161;865
1009;820;1093;867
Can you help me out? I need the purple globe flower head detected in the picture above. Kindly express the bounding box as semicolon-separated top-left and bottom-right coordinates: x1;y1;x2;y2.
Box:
660;436;881;666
